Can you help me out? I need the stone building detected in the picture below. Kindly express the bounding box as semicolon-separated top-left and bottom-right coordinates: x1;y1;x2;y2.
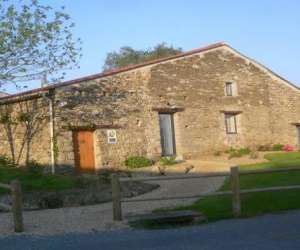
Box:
0;42;300;172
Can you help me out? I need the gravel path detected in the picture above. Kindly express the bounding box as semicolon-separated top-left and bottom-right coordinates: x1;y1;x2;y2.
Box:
2;210;300;250
123;176;225;216
0;175;225;236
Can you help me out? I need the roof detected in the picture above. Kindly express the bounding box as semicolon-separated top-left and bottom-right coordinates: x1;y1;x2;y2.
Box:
0;91;9;97
0;42;226;102
0;41;299;103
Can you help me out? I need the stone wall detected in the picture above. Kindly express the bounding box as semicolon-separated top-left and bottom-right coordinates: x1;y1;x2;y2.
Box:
0;97;50;165
268;79;300;146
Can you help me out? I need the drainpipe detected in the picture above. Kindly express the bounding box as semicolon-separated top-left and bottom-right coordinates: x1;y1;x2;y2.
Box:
48;96;55;175
41;75;55;174
43;92;55;175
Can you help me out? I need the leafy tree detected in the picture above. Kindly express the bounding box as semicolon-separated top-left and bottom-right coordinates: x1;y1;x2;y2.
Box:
0;0;81;88
103;43;182;71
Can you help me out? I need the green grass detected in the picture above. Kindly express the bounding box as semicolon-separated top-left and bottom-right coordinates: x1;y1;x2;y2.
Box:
0;166;80;195
141;152;300;228
264;152;300;161
191;152;300;219
178;190;300;222
217;152;300;215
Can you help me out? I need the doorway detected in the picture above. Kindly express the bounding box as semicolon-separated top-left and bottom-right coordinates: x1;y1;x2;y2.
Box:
73;131;95;172
159;113;176;156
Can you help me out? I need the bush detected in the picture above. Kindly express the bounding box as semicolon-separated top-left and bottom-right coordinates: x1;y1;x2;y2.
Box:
228;151;241;159
272;144;284;151
283;145;295;152
213;151;222;156
257;144;272;152
249;151;259;159
159;156;177;166
0;155;15;167
227;147;251;159
26;160;45;175
125;156;154;169
225;147;235;154
239;147;251;155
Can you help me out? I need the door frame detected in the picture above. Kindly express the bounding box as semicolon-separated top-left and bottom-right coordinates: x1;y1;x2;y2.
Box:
72;130;96;172
158;112;176;156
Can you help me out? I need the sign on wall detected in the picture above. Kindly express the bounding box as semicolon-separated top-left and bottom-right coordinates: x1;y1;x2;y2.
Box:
107;129;117;144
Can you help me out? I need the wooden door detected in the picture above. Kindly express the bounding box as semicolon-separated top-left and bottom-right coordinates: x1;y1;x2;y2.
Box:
73;131;95;172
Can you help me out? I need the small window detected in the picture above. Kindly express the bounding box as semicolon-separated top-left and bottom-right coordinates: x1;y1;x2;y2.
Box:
225;113;237;134
225;82;233;96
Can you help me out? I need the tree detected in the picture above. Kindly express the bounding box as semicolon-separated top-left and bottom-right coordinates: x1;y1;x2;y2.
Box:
0;0;81;88
0;99;48;165
102;43;182;72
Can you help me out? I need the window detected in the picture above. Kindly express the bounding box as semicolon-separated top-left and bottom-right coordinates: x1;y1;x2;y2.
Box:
225;82;233;96
225;113;237;134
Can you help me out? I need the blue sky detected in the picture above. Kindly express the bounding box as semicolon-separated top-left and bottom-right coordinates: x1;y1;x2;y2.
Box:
7;0;300;92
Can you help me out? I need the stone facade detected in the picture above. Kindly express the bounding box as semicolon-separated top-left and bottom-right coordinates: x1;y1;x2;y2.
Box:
0;97;50;165
0;43;300;169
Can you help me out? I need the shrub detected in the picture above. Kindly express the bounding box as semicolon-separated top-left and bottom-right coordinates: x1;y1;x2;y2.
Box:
213;151;222;156
0;155;15;167
283;145;295;152
125;156;154;169
159;156;177;166
228;151;241;159
225;147;235;154
249;151;259;159
227;147;251;159
185;165;194;174
157;165;166;175
257;144;272;151
272;144;284;151
239;147;251;155
26;160;45;175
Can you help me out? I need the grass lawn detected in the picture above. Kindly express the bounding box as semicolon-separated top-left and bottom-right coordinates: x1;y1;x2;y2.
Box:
0;166;81;195
177;151;300;222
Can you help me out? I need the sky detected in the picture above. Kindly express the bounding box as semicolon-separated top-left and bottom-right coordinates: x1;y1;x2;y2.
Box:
6;0;300;93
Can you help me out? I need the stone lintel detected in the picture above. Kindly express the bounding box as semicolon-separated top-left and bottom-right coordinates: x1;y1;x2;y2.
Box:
219;110;243;114
152;107;185;113
63;124;123;131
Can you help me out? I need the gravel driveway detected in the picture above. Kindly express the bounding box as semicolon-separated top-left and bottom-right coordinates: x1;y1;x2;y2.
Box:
123;175;225;216
0;175;225;236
